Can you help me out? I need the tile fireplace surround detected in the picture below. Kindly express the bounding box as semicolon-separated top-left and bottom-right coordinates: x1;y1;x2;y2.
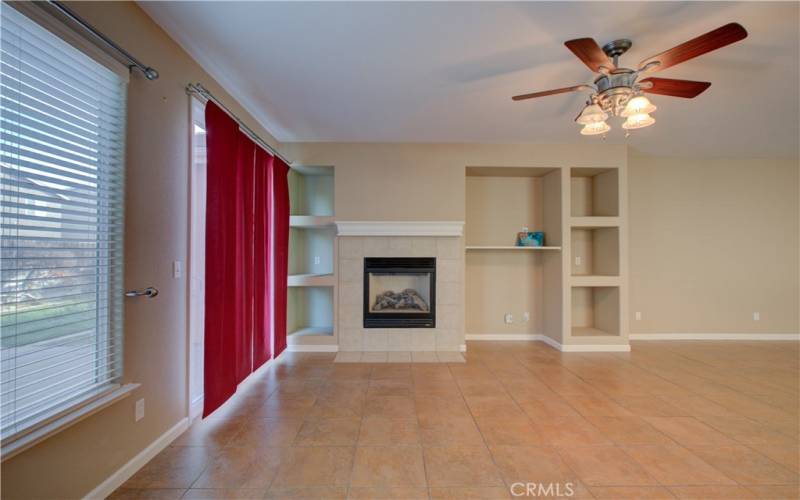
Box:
336;222;464;352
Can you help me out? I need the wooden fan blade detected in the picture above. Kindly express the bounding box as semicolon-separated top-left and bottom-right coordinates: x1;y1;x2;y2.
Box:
640;77;711;98
638;23;747;72
512;85;588;101
564;38;615;72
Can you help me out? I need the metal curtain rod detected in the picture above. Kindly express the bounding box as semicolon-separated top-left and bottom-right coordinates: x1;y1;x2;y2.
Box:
47;1;159;80
186;83;293;166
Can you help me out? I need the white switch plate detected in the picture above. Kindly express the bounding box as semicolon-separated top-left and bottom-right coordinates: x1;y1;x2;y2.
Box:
753;312;760;321
173;260;182;279
635;312;642;321
504;313;513;324
135;398;145;422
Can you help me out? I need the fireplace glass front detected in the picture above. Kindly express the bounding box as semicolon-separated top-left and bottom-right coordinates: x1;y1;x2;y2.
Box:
363;257;436;328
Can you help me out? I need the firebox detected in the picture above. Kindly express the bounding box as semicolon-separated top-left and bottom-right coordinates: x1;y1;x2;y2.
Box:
363;257;436;328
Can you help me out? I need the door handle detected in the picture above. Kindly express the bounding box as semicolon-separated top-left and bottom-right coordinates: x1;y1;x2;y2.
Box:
125;286;159;298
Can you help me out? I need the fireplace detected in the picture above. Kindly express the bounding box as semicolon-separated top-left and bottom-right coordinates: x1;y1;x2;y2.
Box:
363;257;436;328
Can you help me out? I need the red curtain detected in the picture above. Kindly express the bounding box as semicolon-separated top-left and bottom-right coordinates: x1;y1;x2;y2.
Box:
234;134;255;384
203;102;288;417
203;103;239;416
252;148;273;368
270;158;290;357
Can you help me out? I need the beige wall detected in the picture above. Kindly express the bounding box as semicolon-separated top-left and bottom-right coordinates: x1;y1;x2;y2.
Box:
2;3;797;497
283;142;628;221
285;143;628;341
0;2;285;498
629;154;800;334
465;176;546;336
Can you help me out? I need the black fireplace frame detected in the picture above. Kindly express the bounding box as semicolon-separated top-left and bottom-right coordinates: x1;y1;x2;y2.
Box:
363;257;436;328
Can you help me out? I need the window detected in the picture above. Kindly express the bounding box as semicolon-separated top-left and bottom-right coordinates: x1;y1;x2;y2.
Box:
0;5;127;442
188;97;206;418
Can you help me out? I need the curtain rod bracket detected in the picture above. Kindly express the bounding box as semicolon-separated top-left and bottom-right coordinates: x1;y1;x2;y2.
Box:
186;83;293;166
142;67;159;81
47;1;159;80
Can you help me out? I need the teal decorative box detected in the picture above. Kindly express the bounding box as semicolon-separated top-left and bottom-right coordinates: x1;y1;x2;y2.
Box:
517;231;545;247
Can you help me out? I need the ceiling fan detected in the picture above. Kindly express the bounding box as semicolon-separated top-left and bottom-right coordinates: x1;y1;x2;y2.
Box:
512;23;748;135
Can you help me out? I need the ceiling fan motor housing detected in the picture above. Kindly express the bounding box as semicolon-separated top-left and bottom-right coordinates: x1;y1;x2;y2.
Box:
602;39;633;59
594;70;637;115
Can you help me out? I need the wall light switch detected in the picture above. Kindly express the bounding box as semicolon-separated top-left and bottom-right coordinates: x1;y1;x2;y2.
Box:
753;312;760;321
173;260;182;279
635;312;642;321
135;398;145;422
504;313;513;324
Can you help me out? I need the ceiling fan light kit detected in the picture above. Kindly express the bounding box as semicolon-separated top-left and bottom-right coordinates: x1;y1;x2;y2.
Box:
621;95;657;117
512;23;748;137
622;112;656;130
580;120;611;136
576;103;608;125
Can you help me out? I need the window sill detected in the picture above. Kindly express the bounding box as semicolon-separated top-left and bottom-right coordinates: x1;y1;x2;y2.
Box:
1;383;140;461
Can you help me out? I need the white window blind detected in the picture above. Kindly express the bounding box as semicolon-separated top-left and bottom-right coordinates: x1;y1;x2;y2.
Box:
0;5;127;441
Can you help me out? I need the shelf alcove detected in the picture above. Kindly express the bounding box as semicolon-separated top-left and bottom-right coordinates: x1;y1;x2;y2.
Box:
287;165;336;342
571;226;619;277
571;167;619;217
464;166;563;339
571;286;621;337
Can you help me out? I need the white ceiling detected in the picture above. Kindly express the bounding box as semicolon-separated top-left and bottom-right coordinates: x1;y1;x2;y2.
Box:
141;1;799;158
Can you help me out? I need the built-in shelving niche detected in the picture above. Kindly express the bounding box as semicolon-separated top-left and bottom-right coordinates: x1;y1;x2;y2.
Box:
464;167;563;339
287;165;335;340
570;226;619;277
571;167;619;217
287;287;334;338
571;286;620;337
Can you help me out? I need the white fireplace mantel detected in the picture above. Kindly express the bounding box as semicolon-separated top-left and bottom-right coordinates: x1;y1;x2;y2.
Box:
335;221;464;237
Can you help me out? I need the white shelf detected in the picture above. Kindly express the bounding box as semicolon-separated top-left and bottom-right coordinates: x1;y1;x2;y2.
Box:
291;165;334;176
466;246;561;251
570;217;620;228
289;326;333;337
290;215;335;228
287;273;335;287
572;326;615;337
571;276;621;287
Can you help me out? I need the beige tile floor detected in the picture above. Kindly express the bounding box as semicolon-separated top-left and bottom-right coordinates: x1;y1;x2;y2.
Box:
111;341;800;499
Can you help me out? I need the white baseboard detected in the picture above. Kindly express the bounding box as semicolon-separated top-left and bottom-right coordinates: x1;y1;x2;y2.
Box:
465;334;631;352
189;395;204;420
466;334;541;341
286;344;339;352
630;333;800;341
537;335;565;351
560;343;631;352
84;417;189;500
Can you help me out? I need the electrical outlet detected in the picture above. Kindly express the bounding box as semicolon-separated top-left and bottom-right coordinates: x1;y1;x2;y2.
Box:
575;256;582;266
135;398;145;422
522;312;530;323
635;312;642;321
504;313;513;324
173;260;182;279
753;312;760;321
